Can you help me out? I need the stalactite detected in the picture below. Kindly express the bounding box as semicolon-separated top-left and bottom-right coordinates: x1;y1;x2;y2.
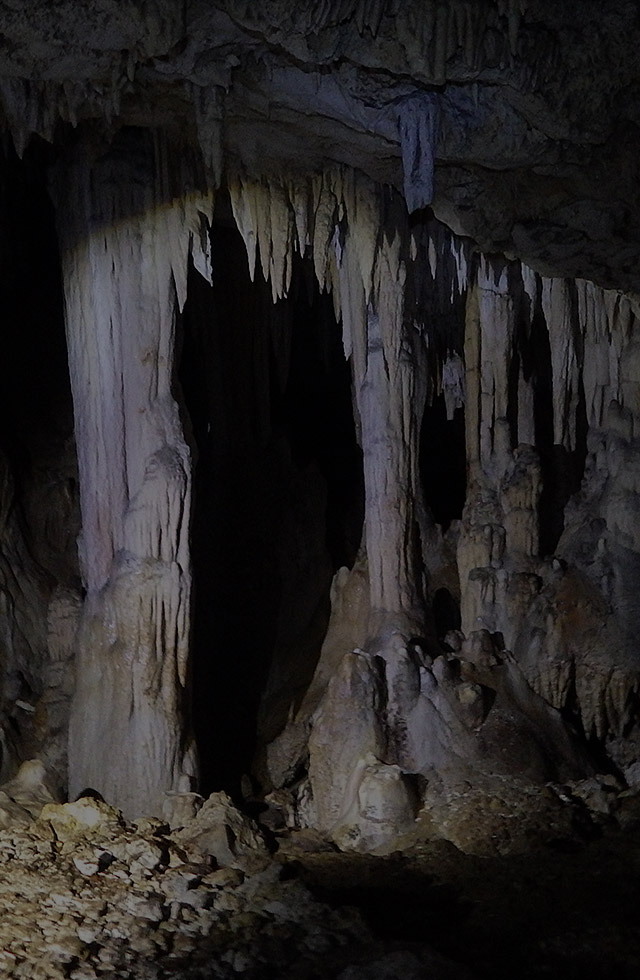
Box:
450;235;469;295
463;256;515;483
312;174;340;292
0;74;134;157
520;261;537;312
0;79;57;157
266;179;291;302
577;279;629;430
397;93;440;214
228;176;260;282
257;183;273;287
288;176;312;255
442;353;465;420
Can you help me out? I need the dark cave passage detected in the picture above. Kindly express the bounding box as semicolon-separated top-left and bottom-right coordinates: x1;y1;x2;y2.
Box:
0;141;78;584
419;394;467;530
177;200;364;797
522;285;588;557
0;141;75;507
0;140;79;785
432;587;462;638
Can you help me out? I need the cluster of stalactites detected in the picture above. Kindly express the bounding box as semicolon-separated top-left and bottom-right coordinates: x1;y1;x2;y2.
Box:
224;166;640;455
0;74;135;157
464;254;638;485
227;170;378;306
536;274;637;445
226;169;472;385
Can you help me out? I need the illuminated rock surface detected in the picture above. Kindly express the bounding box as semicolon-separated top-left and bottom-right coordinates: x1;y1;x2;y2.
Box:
0;4;639;974
0;767;639;978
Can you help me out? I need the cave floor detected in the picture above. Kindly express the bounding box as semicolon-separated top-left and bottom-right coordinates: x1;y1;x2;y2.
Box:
2;792;640;979
274;818;640;979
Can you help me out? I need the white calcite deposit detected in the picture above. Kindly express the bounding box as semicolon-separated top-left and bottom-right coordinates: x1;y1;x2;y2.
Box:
0;0;639;864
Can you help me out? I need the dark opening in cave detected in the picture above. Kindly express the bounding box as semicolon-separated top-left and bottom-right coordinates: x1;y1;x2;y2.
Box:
0;141;74;503
0;140;78;784
432;587;462;638
419;394;467;529
0;141;78;592
523;284;588;557
177;198;364;797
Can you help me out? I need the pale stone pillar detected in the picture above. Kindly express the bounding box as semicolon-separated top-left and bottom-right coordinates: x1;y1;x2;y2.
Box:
54;132;211;817
352;230;428;634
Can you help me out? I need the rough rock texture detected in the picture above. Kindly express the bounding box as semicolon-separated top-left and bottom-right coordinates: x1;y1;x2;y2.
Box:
0;776;483;980
0;1;638;290
281;814;640;980
3;764;640;979
51;132;215;818
0;0;639;856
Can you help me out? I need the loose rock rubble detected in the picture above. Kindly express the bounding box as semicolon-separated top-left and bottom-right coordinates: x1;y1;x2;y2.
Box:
3;758;640;979
0;783;376;980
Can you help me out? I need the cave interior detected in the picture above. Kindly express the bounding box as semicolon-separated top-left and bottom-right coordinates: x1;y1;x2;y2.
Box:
1;2;640;977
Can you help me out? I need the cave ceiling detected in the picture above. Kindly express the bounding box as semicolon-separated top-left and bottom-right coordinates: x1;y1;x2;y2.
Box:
0;0;638;292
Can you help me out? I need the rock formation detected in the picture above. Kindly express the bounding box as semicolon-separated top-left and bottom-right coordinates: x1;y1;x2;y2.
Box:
51;132;214;815
0;0;638;860
0;766;376;980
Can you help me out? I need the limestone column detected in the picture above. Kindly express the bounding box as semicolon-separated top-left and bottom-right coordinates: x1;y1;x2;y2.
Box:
355;231;427;634
54;131;211;817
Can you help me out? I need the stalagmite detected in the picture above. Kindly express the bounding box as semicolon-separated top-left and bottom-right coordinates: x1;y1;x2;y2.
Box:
53;133;213;818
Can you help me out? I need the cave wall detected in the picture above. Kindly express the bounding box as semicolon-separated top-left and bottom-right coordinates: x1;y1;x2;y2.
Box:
0;1;638;837
0;142;80;795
